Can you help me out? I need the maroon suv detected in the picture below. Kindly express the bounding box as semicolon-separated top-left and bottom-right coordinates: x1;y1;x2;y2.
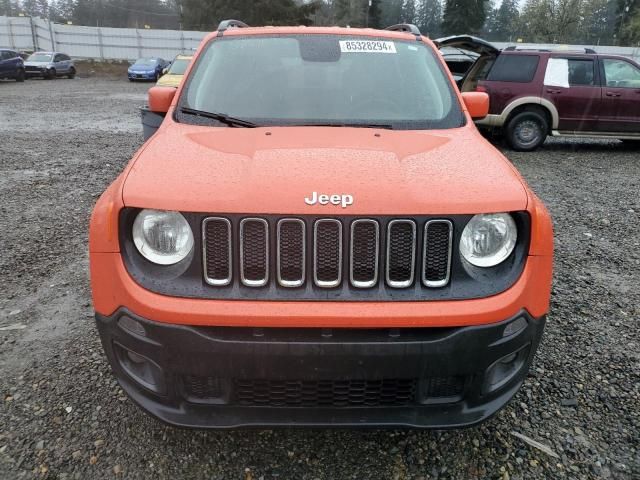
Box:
437;36;640;151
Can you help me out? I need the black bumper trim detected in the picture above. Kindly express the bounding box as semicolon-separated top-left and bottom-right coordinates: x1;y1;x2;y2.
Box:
95;309;545;429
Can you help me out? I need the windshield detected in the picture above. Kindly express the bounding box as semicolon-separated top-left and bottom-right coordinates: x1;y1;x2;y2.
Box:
28;53;52;62
179;35;463;130
134;58;157;67
169;58;191;75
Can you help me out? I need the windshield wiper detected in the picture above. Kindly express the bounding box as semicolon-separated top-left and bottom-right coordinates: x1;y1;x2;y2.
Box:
296;122;394;130
179;107;259;128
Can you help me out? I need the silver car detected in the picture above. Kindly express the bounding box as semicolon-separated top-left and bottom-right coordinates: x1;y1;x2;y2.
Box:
24;52;75;79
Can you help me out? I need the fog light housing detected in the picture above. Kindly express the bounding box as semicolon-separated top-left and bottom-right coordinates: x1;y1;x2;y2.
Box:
483;345;530;394
117;315;146;337
113;343;165;395
503;316;528;338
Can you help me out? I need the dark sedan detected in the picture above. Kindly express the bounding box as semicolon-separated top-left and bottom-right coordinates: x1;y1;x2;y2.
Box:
0;49;25;82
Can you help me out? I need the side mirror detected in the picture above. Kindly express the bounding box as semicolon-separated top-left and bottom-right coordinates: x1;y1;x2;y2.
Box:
148;86;176;114
461;92;489;120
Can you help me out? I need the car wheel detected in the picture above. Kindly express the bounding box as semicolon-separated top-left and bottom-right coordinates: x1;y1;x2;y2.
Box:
67;68;76;79
16;69;25;82
505;110;549;152
46;68;56;80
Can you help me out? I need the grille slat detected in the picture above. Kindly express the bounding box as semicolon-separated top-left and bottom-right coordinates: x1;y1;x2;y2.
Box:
314;219;343;288
277;219;306;287
386;220;417;288
203;218;232;286
423;220;453;288
350;220;380;288
240;218;269;287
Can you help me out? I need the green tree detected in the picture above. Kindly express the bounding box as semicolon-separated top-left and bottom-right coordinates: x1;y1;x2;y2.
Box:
617;0;639;44
180;0;319;31
493;0;519;40
518;0;583;43
369;0;383;27
380;0;404;25
441;0;489;34
22;0;50;17
578;0;617;44
0;0;19;15
416;0;443;36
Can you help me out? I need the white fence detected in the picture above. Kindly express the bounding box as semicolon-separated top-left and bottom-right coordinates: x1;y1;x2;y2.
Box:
0;16;206;60
1;15;640;62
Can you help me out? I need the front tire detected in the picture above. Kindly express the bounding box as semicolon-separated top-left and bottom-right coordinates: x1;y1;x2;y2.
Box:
505;110;549;152
67;68;76;79
15;69;25;82
45;68;56;80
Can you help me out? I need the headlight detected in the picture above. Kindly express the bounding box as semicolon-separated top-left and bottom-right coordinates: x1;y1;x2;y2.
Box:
460;213;517;267
132;209;193;265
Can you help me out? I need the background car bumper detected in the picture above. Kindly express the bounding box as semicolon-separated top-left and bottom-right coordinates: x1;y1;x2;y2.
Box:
95;308;545;429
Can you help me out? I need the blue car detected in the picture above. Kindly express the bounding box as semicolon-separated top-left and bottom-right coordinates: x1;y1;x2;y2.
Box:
128;57;168;82
0;49;25;82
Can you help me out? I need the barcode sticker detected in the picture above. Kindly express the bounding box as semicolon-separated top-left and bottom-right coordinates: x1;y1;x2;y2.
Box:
339;40;397;53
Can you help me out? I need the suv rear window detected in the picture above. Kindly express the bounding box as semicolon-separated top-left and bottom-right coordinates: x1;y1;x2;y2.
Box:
179;35;464;130
487;54;539;83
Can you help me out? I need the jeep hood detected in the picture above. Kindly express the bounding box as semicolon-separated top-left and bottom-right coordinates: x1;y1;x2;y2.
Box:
122;124;528;215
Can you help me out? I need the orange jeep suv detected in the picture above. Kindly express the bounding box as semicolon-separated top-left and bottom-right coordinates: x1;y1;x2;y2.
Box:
90;21;553;428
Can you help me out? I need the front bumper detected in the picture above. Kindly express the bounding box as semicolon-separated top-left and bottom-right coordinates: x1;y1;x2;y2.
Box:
25;68;47;77
96;308;545;429
128;72;155;80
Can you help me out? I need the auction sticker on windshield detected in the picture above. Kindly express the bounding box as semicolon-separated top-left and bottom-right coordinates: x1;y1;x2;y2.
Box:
339;40;397;53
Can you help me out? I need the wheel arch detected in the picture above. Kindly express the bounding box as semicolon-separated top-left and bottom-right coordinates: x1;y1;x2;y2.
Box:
502;97;558;130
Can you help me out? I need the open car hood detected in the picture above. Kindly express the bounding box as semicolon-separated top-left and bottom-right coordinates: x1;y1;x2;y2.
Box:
434;36;499;57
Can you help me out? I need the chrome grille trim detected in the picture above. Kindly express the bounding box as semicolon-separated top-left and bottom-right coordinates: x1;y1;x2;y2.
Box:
385;219;416;288
276;218;306;288
240;218;269;287
202;217;232;286
313;219;343;288
422;220;453;288
350;219;380;288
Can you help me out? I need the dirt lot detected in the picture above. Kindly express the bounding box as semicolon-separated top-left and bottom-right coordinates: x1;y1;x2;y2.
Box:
0;77;638;480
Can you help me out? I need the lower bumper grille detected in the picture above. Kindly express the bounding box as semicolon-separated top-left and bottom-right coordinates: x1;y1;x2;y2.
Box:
182;375;466;407
235;378;417;407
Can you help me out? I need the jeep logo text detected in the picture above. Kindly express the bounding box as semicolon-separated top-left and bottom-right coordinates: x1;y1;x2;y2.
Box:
304;192;354;208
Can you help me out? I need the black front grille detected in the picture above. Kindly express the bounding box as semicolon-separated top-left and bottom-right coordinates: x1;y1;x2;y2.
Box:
202;215;454;293
234;378;417;407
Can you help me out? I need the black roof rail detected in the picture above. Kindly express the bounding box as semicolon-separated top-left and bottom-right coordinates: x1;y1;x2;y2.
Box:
385;23;422;41
217;19;249;36
505;45;598;54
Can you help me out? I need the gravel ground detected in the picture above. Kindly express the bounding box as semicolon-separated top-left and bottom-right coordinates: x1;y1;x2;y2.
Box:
0;77;638;480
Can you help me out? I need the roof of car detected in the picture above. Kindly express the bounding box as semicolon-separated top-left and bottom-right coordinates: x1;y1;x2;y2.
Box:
204;25;434;47
500;49;637;62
